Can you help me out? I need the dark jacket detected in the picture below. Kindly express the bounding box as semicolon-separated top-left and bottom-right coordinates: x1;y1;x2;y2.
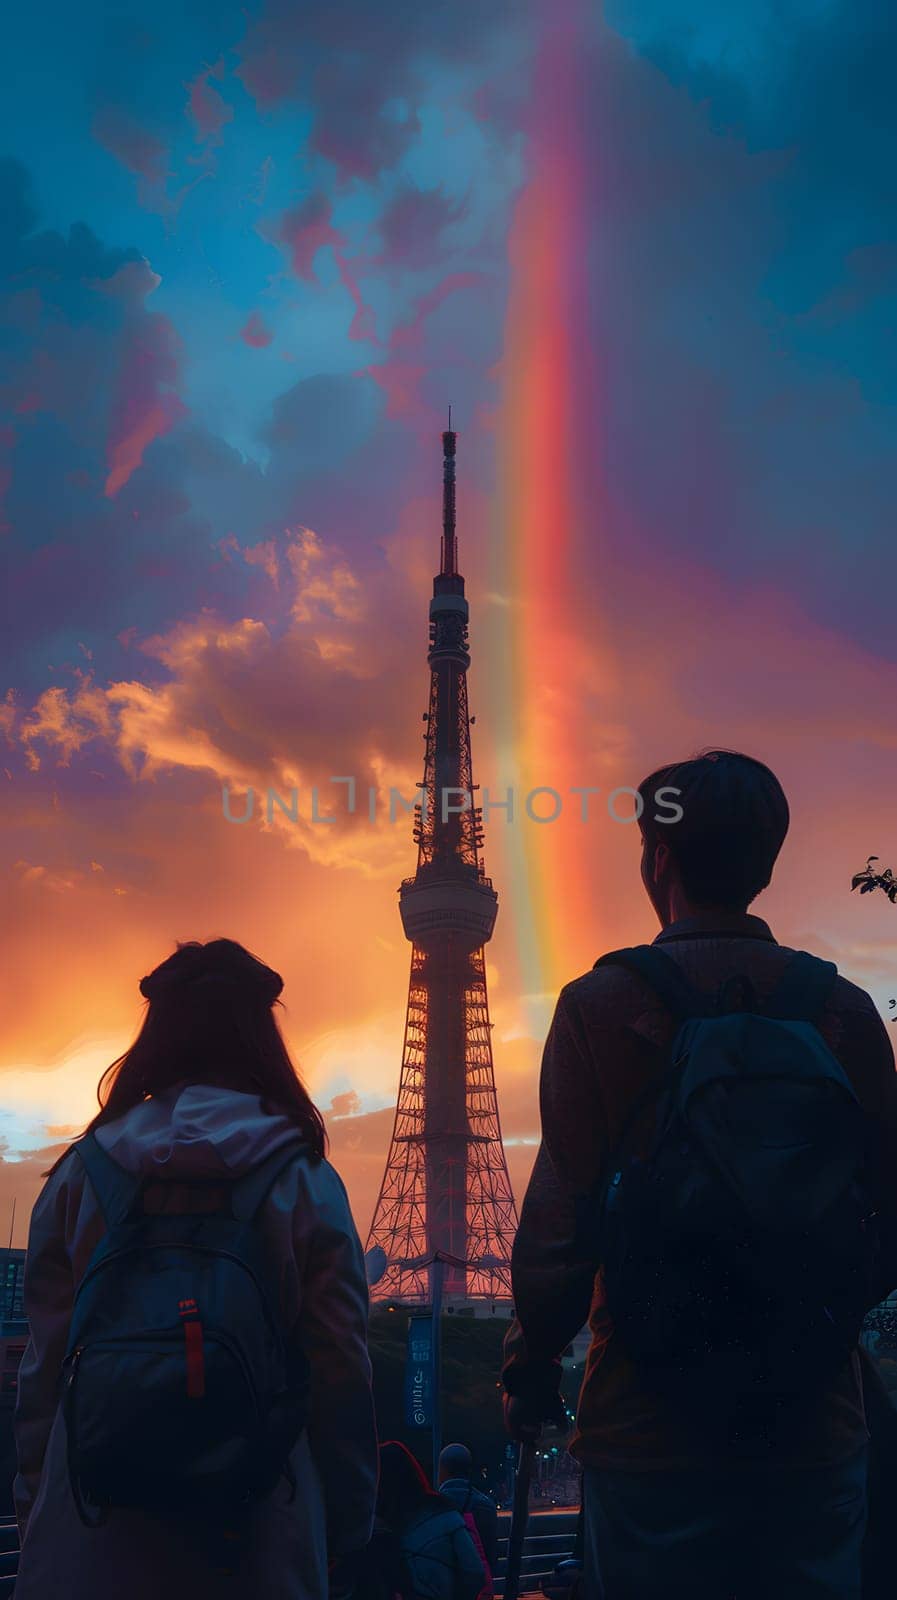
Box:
503;912;897;1470
353;1519;413;1600
438;1479;498;1571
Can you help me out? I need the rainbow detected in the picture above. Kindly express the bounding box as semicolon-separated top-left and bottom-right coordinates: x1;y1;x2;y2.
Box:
487;0;605;1014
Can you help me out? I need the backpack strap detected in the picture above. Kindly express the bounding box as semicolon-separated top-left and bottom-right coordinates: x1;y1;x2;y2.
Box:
230;1140;309;1222
595;945;760;1183
597;945;839;1028
763;950;838;1025
72;1132;145;1227
594;945;714;1021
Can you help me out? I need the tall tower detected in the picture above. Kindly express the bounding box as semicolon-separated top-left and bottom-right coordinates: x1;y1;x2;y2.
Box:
366;426;518;1302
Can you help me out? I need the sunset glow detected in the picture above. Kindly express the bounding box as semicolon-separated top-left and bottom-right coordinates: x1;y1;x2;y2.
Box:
2;1;896;1251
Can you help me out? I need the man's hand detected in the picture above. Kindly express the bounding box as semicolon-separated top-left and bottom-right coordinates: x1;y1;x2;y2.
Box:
502;1348;570;1442
504;1387;569;1442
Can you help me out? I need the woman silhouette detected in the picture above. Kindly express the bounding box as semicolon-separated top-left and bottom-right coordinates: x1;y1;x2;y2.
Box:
13;938;378;1600
356;1441;488;1600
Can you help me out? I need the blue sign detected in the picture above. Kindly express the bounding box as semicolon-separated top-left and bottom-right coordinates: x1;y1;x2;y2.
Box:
404;1314;434;1428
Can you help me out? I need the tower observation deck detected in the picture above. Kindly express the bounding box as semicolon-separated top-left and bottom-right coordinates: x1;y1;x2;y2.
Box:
365;427;518;1302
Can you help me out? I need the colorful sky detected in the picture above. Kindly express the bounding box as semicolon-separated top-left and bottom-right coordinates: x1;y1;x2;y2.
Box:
2;0;896;1246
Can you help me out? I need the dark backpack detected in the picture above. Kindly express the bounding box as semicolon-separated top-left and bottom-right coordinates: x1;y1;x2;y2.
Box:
62;1132;310;1525
401;1503;487;1600
595;946;884;1451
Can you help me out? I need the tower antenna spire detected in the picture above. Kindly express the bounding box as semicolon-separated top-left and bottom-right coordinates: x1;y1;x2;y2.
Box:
440;416;457;576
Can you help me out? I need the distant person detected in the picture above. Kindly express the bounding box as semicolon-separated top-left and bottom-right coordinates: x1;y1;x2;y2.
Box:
358;1439;487;1600
438;1441;498;1577
503;751;897;1599
13;938;378;1600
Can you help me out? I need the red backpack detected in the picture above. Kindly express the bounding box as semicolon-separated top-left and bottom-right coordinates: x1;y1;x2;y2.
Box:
461;1489;494;1600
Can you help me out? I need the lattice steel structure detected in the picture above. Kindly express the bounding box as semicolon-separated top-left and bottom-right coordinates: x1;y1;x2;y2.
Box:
366;426;518;1302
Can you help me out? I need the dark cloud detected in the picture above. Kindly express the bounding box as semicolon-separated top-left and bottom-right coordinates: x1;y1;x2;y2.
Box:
265;372;381;469
0;165;208;681
0;159;38;251
329;1089;361;1118
92;107;168;185
236;0;532;179
0;166;394;703
375;184;468;270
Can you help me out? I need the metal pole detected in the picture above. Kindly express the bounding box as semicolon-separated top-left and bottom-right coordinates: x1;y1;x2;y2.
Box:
504;1438;535;1600
430;1253;444;1485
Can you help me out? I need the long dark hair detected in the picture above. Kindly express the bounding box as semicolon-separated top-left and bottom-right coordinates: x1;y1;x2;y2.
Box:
48;939;326;1172
377;1441;439;1528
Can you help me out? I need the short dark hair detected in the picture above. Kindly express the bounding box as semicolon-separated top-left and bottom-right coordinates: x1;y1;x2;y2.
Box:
439;1443;472;1481
637;749;789;910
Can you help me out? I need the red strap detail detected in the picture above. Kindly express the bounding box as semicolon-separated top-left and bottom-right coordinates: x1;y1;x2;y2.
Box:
183;1317;205;1399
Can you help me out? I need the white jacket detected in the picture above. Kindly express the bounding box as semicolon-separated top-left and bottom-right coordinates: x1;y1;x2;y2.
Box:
13;1083;378;1600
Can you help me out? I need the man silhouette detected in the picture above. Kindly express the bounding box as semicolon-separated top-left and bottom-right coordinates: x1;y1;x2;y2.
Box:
503;750;897;1599
437;1443;498;1574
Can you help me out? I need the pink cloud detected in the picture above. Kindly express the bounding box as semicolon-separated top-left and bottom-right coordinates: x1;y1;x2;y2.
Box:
104;317;186;498
366;360;426;420
365;272;484;415
275;193;344;281
268;195;377;343
240;311;274;348
390;272;484;353
19;679;114;770
242;539;280;584
92;108;168;184
105;396;186;498
334;255;379;344
186;59;234;147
